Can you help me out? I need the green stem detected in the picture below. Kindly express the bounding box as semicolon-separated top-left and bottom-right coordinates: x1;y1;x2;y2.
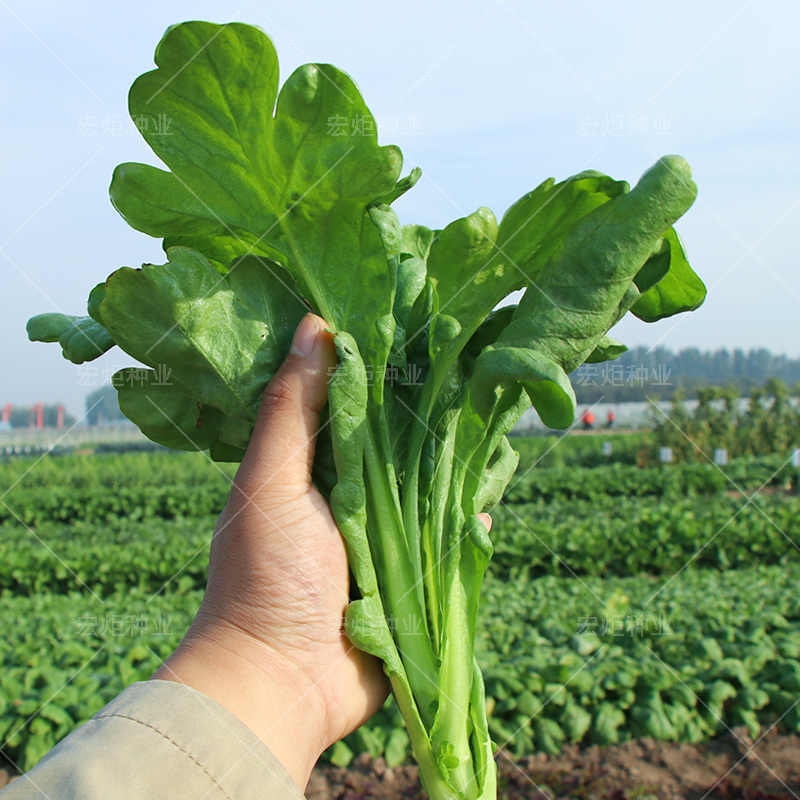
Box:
422;409;461;650
401;376;436;551
363;423;439;726
419;515;440;647
431;456;476;797
388;673;457;800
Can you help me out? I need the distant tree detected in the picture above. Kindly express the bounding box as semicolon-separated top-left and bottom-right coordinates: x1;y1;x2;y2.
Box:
572;345;800;404
8;404;75;428
747;349;772;381
85;386;126;424
711;348;731;381
733;348;747;378
650;378;800;461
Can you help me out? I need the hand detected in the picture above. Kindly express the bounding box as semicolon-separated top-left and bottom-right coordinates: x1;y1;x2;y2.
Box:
152;313;388;788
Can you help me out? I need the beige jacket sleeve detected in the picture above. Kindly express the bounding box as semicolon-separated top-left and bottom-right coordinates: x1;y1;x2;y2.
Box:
0;680;306;800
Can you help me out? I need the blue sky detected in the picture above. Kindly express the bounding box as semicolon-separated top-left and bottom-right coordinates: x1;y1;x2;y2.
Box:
2;0;799;416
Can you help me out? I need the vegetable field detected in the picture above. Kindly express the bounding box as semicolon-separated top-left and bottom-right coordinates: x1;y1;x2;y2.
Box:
26;20;709;800
2;440;799;779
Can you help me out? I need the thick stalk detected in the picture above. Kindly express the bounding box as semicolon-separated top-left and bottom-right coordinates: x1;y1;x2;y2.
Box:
401;375;437;550
401;349;461;592
388;673;457;800
402;305;498;542
422;410;460;650
431;453;477;797
419;515;440;647
467;658;497;800
363;425;439;725
431;401;499;799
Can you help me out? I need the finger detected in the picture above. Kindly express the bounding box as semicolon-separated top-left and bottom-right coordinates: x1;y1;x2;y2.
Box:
237;313;337;495
477;513;492;534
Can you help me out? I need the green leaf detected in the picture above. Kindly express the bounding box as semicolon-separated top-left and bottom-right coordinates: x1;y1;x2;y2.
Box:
474;437;519;510
632;234;672;295
663;702;693;736
731;707;761;740
707;679;738;711
209;440;247;463
376;166;422;206
631;227;706;321
584;335;627;364
560;702;592;743
87;283;107;324
111;20;406;365
401;224;437;262
356;725;386;758
666;684;697;708
592;702;625;746
469;156;697;428
101;248;305;423
535;717;565;755
735;687;770;711
427;172;627;329
707;657;752;687
329;739;354;767
27;314;115;364
112;368;252;452
391;256;428;364
39;705;72;726
422;173;627;386
631;689;677;741
778;661;800;692
384;727;410;767
109;162;258;272
691;637;725;664
23;731;54;772
436;740;460;773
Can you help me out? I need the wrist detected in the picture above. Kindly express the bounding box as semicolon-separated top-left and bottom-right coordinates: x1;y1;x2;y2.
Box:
150;619;330;789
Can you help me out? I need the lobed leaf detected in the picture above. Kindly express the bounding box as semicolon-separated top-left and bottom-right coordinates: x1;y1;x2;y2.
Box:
27;313;115;364
100;247;304;423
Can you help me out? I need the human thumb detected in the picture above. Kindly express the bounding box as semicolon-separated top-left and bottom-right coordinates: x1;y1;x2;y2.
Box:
237;313;337;497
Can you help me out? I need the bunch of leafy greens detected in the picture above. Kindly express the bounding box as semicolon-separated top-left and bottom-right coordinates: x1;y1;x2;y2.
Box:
27;22;705;800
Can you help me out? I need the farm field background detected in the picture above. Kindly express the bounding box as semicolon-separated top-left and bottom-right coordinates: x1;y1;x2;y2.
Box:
1;436;799;793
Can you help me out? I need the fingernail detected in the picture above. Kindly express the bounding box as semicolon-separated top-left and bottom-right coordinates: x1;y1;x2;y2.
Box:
290;313;318;358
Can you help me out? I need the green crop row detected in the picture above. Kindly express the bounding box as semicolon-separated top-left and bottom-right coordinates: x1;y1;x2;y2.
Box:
0;589;198;772
3;488;799;597
508;433;647;469
4;565;800;772
649;381;800;464
0;519;211;596
2;450;794;530
0;451;233;525
2;450;794;529
0;482;230;527
504;455;795;504
505;462;725;503
0;450;235;489
489;492;800;578
474;564;800;756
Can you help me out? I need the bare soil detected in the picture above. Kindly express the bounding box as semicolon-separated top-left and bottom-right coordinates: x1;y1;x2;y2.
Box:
2;728;798;798
304;728;800;799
